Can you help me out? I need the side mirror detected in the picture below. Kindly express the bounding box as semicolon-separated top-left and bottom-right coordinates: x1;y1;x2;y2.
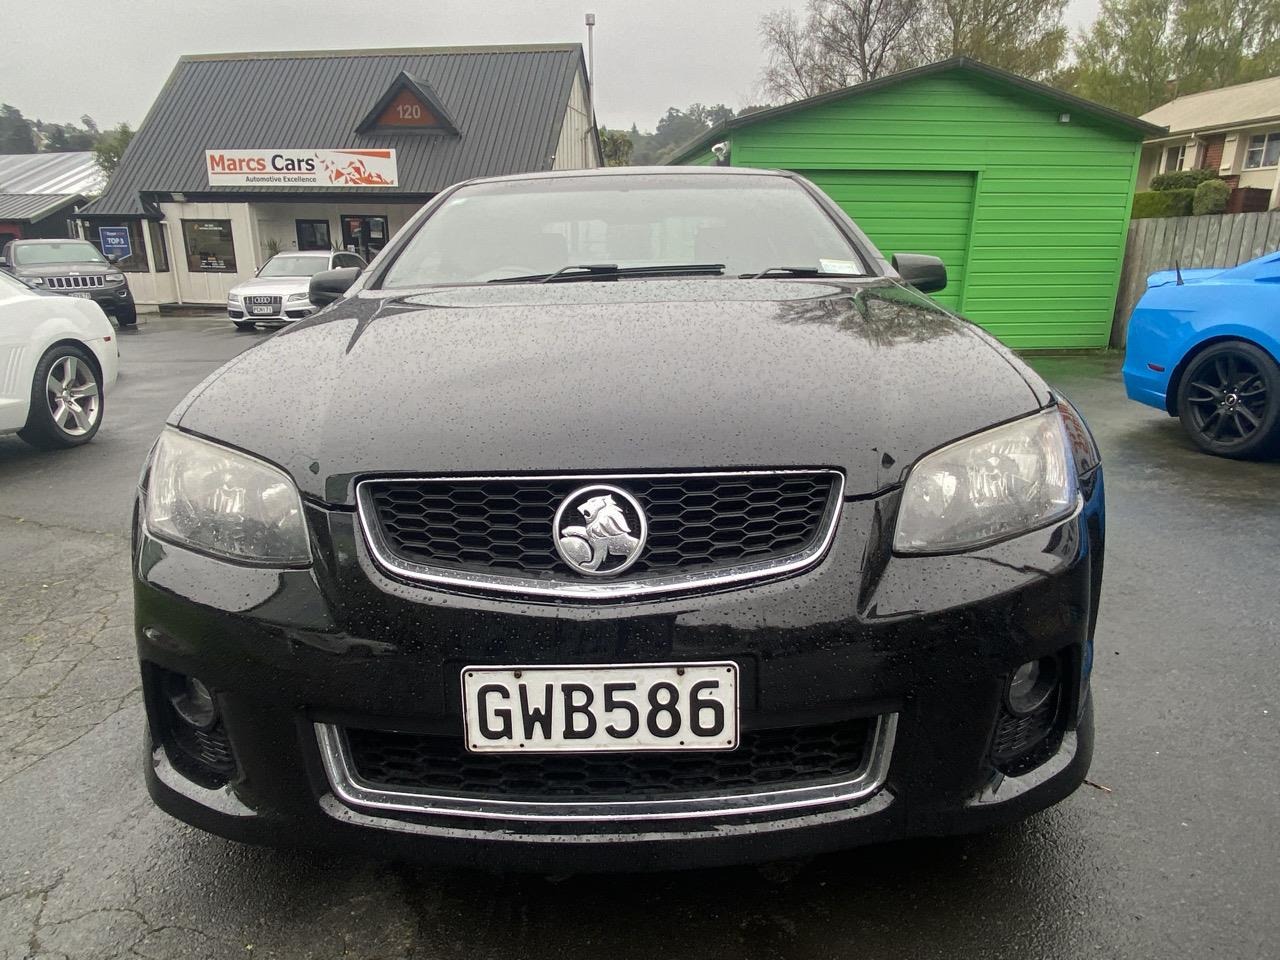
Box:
106;253;119;264
892;253;947;294
309;267;361;307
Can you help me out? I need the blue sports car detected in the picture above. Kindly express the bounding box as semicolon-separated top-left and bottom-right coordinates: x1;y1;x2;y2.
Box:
1123;250;1280;459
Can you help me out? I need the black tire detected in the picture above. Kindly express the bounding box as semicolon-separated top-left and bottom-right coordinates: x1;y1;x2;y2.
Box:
233;321;257;332
1175;340;1280;459
115;305;137;327
18;344;104;449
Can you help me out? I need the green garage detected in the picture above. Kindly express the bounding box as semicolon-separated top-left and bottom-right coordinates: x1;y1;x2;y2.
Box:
669;58;1163;349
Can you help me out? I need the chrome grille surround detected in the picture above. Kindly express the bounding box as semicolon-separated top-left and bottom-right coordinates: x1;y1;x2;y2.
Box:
244;295;282;312
316;714;896;823
355;470;845;601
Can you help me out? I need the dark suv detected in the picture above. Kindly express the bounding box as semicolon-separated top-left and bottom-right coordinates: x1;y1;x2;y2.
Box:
1;238;137;326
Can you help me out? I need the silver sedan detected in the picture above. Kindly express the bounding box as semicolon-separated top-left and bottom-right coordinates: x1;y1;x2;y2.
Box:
227;250;366;330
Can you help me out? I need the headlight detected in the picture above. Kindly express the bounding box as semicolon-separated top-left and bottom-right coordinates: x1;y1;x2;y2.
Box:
227;292;242;303
106;272;125;283
286;292;310;302
893;409;1078;554
144;429;311;564
23;276;44;287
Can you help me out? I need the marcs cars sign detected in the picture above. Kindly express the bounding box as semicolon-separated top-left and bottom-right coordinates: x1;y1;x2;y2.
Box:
205;149;398;187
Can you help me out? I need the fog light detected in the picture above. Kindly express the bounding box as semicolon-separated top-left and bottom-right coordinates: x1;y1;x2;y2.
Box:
1005;657;1058;716
169;675;218;730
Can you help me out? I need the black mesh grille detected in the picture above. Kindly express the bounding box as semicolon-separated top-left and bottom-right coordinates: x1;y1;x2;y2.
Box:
345;718;870;800
172;720;236;775
362;473;837;578
991;692;1060;775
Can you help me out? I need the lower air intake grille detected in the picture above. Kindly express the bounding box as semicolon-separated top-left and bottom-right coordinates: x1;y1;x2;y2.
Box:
344;718;870;801
991;692;1061;776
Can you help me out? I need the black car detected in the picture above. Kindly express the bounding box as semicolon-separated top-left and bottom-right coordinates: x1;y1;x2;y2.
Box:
133;167;1104;871
1;238;137;325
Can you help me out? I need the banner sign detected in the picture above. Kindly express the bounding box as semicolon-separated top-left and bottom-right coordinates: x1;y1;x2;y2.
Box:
98;226;132;261
205;149;398;187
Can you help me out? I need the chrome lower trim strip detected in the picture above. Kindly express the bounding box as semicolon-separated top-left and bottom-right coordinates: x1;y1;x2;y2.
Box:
315;713;895;824
354;469;845;601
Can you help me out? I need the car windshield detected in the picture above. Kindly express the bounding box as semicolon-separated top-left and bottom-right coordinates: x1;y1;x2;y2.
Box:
380;173;866;287
12;241;107;266
257;254;330;278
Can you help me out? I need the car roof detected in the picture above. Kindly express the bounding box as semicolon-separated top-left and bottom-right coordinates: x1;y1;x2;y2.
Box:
457;165;796;188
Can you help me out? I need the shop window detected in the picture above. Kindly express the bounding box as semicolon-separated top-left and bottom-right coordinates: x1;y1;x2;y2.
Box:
148;221;170;272
90;221;149;272
182;220;237;272
296;219;331;251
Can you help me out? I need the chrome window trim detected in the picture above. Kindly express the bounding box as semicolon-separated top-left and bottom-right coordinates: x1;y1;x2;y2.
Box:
354;469;845;601
315;713;895;824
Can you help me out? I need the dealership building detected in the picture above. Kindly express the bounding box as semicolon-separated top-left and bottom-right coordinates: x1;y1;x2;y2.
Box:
79;43;599;307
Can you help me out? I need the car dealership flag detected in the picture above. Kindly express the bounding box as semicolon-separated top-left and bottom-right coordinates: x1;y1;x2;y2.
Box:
205;149;398;187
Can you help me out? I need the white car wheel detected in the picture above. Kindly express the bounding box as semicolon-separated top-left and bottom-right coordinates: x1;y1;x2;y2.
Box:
19;345;104;449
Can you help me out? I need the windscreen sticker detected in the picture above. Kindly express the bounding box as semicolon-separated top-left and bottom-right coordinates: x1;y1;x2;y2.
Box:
818;258;862;275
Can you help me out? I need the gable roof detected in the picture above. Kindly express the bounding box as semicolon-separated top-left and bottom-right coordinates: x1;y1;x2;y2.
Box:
356;70;461;135
0;192;84;223
0;152;104;196
1141;75;1280;137
84;43;591;217
666;57;1166;165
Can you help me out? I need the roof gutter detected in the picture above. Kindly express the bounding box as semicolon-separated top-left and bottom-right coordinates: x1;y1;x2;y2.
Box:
1143;115;1280;144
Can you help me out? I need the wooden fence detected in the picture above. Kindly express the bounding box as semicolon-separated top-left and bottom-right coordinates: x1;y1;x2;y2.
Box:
1111;210;1280;348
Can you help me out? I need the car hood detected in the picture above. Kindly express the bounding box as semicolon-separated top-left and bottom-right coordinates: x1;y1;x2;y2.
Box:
14;261;114;277
232;276;312;297
173;279;1044;504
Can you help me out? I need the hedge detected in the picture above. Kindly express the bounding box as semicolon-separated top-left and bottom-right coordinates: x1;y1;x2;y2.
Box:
1150;168;1219;191
1192;178;1230;215
1132;189;1196;218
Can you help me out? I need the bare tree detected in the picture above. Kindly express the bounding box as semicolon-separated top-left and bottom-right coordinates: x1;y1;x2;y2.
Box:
760;7;833;101
761;0;1070;103
908;0;1069;80
813;0;925;83
760;0;926;102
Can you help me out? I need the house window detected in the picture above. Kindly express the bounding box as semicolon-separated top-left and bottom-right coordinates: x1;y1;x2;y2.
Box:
296;219;331;251
148;221;169;272
90;221;149;272
1164;145;1186;172
1244;132;1280;169
181;220;237;272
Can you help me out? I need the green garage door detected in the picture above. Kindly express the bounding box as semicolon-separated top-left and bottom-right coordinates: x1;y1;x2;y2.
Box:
804;170;975;310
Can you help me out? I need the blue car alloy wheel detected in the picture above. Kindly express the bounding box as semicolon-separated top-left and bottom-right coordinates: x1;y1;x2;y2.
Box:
1176;341;1280;459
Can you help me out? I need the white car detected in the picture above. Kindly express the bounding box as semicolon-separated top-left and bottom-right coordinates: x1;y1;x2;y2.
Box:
0;270;118;449
227;250;366;330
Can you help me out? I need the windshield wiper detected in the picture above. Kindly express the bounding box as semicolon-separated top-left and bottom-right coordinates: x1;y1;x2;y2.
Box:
487;263;725;284
744;266;864;279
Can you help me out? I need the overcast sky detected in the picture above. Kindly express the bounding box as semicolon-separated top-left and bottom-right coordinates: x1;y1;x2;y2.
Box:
1;0;1101;134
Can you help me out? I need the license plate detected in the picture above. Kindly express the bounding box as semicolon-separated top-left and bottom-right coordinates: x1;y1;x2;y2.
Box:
462;662;738;753
250;304;275;315
67;291;92;299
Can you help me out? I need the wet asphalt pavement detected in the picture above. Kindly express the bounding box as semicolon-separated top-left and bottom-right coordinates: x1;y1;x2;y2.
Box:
0;316;1277;959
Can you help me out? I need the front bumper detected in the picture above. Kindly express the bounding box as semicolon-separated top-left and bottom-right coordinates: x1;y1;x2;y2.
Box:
228;303;315;323
133;471;1104;871
58;284;133;316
